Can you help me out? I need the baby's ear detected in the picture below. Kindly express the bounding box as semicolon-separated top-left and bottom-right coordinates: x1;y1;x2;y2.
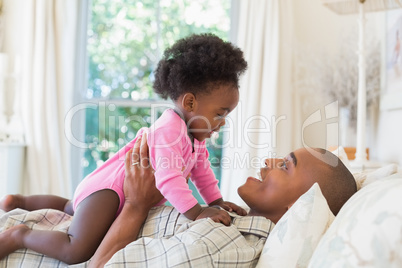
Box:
182;93;196;112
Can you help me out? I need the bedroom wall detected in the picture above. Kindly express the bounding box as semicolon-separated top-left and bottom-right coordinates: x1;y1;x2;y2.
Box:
293;0;402;167
376;110;402;165
292;0;354;150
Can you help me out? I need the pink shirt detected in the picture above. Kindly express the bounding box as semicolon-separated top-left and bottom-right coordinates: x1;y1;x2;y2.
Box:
72;109;222;215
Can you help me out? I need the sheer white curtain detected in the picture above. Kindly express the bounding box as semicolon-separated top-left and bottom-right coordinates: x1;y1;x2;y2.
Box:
221;0;294;206
19;0;79;197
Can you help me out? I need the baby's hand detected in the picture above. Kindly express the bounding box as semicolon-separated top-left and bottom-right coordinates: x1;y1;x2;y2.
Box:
195;207;231;226
217;201;247;216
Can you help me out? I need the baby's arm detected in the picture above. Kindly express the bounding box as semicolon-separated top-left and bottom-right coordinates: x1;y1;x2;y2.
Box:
209;198;247;216
189;147;247;217
184;203;231;226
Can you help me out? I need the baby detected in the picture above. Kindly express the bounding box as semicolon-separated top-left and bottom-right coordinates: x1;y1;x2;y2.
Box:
0;33;248;264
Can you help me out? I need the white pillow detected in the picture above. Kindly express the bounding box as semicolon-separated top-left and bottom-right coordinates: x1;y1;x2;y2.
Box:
308;177;402;268
256;183;335;268
353;163;398;190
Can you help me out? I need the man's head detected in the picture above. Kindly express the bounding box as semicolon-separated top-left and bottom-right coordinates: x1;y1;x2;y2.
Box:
238;148;357;223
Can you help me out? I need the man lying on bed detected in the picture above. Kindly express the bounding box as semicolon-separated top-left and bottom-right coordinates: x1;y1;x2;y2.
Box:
0;134;356;267
87;134;357;267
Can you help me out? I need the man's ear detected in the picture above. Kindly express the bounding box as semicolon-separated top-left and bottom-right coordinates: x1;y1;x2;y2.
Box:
181;93;197;112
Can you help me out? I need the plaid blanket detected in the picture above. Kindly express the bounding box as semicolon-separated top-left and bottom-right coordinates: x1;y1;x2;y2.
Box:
0;206;273;268
0;208;72;268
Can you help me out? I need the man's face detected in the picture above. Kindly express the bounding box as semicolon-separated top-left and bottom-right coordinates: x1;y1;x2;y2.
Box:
238;148;322;223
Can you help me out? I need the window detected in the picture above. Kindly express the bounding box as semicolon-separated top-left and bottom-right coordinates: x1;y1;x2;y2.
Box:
80;0;231;203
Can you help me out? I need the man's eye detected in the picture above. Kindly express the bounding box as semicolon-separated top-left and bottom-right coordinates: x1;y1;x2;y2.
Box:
280;160;288;170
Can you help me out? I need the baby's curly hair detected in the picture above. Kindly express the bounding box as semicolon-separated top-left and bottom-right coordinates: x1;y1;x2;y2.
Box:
153;33;247;101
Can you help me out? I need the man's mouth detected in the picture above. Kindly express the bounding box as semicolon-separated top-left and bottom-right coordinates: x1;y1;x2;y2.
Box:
247;176;262;183
256;171;262;181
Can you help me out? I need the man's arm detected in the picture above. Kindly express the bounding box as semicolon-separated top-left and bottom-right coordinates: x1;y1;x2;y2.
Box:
89;134;163;267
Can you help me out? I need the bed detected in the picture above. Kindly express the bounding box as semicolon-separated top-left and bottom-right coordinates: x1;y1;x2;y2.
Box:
1;158;402;267
0;205;273;268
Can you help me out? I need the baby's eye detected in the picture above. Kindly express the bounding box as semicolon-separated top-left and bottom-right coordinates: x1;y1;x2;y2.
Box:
216;114;225;120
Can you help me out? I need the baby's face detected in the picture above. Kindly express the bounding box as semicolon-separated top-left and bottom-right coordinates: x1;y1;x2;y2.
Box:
238;148;321;223
187;85;239;142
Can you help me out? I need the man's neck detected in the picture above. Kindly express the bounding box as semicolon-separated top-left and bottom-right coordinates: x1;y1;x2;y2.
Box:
247;210;281;224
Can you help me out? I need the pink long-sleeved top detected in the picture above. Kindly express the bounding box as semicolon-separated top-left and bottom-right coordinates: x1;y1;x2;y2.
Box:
72;109;222;215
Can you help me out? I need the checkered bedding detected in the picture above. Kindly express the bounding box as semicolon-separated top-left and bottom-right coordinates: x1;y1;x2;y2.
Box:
0;206;273;268
0;208;72;268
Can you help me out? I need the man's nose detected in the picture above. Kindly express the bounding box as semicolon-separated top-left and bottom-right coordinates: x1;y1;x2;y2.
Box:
260;158;281;180
263;158;282;169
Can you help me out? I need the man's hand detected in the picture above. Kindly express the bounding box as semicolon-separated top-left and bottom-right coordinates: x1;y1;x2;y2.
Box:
195;206;232;226
209;198;247;216
124;134;163;213
90;134;163;268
